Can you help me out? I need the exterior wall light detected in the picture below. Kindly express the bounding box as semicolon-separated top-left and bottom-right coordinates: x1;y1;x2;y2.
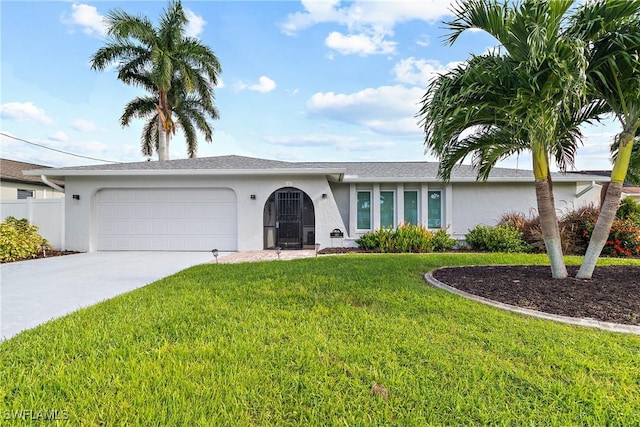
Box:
250;194;256;200
72;194;80;200
321;193;328;199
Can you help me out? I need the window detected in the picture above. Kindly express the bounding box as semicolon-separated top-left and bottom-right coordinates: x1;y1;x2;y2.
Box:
357;191;371;229
404;190;418;225
17;189;34;199
427;190;442;229
380;191;395;228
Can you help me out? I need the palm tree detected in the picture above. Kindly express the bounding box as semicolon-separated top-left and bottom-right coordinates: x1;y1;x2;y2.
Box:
618;130;640;185
120;74;219;158
573;3;640;278
90;0;221;160
420;0;593;278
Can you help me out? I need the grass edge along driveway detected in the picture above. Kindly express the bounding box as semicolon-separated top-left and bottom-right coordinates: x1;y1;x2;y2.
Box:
1;253;639;426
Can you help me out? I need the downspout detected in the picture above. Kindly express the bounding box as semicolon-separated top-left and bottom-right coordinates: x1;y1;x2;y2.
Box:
576;181;597;199
41;175;65;193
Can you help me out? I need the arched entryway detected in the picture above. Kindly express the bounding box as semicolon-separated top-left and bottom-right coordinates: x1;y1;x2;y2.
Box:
264;187;315;249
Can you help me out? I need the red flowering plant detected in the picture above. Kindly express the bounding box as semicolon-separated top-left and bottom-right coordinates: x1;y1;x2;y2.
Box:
583;219;640;257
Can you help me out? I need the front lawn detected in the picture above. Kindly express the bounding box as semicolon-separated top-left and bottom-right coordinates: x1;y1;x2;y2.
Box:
1;254;639;425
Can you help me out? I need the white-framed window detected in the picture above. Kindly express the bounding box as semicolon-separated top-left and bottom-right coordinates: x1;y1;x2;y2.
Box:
427;190;442;229
357;191;372;230
380;190;395;228
17;189;34;199
404;190;418;225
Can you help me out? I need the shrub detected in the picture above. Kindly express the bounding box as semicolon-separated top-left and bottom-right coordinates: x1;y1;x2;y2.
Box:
501;205;601;255
465;225;492;251
355;230;379;250
432;229;457;252
583;219;640;257
355;223;455;253
617;197;640;223
558;204;601;255
465;224;531;253
0;216;50;262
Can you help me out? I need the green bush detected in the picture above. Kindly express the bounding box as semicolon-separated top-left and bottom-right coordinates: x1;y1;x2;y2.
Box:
432;229;457;252
465;224;531;253
0;216;50;262
355;230;380;250
617;197;640;223
355;223;455;253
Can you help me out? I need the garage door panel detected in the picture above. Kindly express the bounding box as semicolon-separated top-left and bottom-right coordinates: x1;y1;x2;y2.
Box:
96;188;237;251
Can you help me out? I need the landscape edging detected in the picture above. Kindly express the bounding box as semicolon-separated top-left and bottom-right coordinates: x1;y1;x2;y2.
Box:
425;268;640;336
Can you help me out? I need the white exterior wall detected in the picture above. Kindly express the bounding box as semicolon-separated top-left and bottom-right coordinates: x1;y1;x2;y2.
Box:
1;181;64;200
63;174;347;252
450;181;601;238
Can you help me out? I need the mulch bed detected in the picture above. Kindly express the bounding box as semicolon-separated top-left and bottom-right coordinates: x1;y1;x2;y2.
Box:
432;265;640;325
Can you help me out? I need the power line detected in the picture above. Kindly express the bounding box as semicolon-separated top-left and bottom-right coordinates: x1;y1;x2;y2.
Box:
0;132;120;164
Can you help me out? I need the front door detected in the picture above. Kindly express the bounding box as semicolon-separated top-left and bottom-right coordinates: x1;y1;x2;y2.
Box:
275;189;303;249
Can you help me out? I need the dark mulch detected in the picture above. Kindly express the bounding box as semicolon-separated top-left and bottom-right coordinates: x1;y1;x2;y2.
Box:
432;265;640;325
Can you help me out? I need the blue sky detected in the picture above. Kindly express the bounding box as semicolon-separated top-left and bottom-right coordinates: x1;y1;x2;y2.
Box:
0;0;620;169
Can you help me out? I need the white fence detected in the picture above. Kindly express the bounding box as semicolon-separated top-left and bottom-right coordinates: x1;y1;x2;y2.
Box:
0;198;65;250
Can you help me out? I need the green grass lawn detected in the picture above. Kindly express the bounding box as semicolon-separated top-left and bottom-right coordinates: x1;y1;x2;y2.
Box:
2;253;640;425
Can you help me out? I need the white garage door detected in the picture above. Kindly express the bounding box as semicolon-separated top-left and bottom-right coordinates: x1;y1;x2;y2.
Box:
95;188;237;251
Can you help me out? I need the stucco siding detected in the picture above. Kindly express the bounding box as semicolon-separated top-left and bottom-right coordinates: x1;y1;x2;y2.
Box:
450;181;601;237
63;174;347;252
329;182;350;235
1;181;64;200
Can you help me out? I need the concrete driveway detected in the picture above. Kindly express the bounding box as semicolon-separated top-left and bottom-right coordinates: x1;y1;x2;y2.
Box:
1;251;219;341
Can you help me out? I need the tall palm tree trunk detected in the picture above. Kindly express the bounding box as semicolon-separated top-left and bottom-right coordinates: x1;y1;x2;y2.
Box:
157;115;169;161
531;141;568;279
535;179;568;278
577;129;636;278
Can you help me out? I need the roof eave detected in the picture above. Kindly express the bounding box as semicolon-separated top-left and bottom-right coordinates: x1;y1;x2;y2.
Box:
24;168;346;179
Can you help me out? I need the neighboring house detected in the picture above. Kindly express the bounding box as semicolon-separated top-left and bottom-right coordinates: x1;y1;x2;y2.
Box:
25;155;605;252
0;158;65;200
570;170;640;203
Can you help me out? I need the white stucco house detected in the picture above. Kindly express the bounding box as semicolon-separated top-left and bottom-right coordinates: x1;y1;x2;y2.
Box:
25;155;605;253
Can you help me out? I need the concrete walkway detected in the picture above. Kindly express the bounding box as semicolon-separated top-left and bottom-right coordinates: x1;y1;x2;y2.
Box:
1;251;217;341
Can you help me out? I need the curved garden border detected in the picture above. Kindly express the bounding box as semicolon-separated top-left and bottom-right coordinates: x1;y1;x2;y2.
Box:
425;268;640;336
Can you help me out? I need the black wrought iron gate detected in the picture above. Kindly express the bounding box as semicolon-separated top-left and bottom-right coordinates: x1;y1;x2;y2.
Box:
275;189;303;249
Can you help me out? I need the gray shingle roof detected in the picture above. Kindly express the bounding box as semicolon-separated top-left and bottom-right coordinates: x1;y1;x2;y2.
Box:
25;155;607;183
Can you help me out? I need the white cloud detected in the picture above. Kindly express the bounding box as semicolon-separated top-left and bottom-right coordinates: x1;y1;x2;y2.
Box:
236;76;276;93
48;131;69;142
281;1;453;35
393;57;462;86
416;35;431;47
63;3;107;37
306;85;424;135
325;31;396;56
71;118;97;132
280;1;454;56
0;102;54;125
185;9;206;38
